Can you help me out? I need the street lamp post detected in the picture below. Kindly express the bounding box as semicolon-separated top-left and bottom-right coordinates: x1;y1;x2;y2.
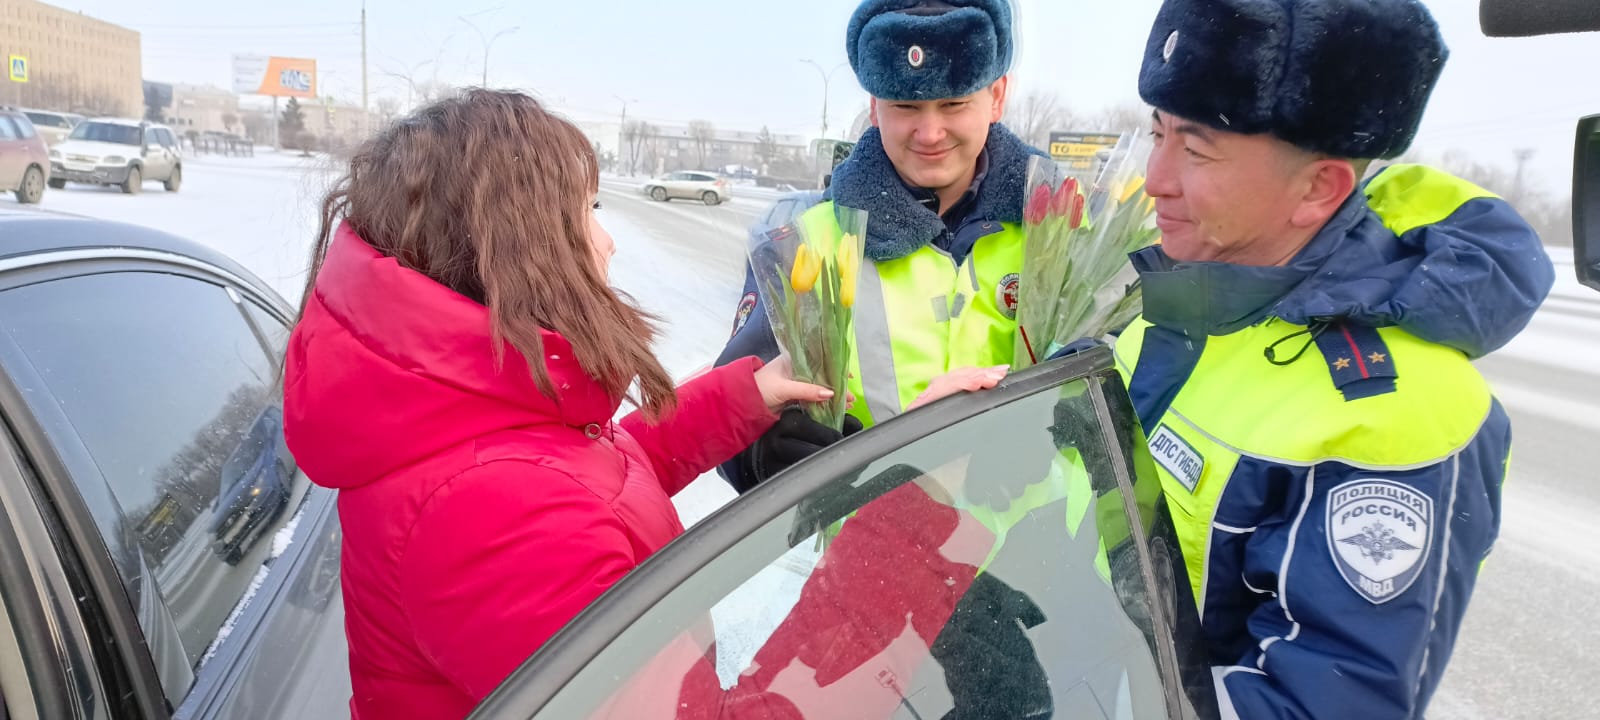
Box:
801;59;848;184
381;59;434;110
800;59;849;141
460;17;520;87
613;95;638;175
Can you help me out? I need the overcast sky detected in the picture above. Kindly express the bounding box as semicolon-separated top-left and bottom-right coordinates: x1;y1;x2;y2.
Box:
59;0;1600;195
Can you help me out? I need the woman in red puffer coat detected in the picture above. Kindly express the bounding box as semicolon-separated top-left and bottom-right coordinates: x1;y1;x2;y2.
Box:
282;89;833;720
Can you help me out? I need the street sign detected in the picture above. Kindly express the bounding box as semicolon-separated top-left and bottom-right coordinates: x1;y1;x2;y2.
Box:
1049;131;1121;173
8;55;27;83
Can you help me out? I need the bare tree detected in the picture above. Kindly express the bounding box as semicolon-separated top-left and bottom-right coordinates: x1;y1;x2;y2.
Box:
1083;102;1151;137
414;80;459;106
623;120;658;175
688;120;715;170
1004;91;1070;148
755;126;779;170
241;112;272;144
374;97;402;127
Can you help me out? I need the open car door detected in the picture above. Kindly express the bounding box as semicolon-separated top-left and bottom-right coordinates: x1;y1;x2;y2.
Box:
471;346;1219;720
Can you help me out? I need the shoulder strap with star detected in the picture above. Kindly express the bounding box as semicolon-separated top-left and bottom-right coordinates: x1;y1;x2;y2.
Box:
1312;322;1399;401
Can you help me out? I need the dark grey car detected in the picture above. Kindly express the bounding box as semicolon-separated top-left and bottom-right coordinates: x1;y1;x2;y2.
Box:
471;349;1221;719
0;210;348;719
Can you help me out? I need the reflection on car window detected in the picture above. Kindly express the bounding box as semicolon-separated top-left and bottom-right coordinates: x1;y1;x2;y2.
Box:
532;378;1177;720
0;119;15;141
0;272;307;697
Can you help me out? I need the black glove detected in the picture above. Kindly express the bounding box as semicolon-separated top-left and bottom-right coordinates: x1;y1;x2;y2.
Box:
931;573;1053;720
734;408;863;493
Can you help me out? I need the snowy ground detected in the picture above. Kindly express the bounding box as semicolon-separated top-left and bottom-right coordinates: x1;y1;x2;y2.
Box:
9;153;1597;718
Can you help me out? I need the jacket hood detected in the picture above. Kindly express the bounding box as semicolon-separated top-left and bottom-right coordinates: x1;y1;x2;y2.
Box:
1134;164;1555;359
283;224;621;490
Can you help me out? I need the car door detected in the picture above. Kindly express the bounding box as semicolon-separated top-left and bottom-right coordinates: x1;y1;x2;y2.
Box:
0;117;23;191
470;347;1219;720
662;172;688;198
141;128;172;180
0;252;348;719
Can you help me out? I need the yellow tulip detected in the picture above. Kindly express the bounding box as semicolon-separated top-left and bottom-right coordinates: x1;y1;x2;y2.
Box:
790;244;822;293
1120;175;1147;204
837;233;861;308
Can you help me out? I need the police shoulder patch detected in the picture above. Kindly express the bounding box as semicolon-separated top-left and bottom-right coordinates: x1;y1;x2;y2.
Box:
732;292;758;339
1326;479;1433;605
1148;423;1204;492
997;273;1020;320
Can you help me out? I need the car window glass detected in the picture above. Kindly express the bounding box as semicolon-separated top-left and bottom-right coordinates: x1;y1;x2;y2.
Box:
68;122;141;145
24;112;63;128
528;377;1179;719
160;129;178;148
0;120;15;141
8;118;35;140
769;200;793;226
0;272;308;698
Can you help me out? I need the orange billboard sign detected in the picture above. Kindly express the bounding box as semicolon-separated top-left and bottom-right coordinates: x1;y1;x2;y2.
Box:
232;55;317;98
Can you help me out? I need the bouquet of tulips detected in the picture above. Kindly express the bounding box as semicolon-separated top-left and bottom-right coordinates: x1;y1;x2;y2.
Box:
1013;133;1160;368
748;205;870;430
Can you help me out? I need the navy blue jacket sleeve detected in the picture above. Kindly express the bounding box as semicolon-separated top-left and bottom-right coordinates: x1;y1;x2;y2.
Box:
713;254;782;491
1216;403;1510;719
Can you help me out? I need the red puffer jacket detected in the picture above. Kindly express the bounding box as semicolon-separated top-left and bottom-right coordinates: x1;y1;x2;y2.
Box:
283;224;778;720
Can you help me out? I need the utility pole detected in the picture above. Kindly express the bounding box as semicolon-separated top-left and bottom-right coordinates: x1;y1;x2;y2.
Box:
613;95;636;175
361;2;370;137
1512;148;1535;207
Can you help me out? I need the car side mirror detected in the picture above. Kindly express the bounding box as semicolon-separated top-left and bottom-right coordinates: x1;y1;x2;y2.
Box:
1576;114;1600;291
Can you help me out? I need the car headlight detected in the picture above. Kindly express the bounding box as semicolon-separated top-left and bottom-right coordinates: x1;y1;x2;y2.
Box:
103;156;125;166
250;486;262;497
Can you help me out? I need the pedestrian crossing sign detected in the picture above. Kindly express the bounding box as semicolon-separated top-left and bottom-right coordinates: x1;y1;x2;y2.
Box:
8;56;26;83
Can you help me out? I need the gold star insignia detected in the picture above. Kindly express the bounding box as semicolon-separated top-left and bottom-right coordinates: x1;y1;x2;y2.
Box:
1333;357;1351;371
1369;352;1387;364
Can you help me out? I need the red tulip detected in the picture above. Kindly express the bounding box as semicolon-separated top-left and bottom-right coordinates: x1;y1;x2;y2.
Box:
1025;183;1052;225
1052;178;1078;217
1069;190;1087;229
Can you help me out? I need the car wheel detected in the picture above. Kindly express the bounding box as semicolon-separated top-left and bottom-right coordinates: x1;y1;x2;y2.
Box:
15;166;44;204
702;191;720;206
121;166;142;195
650;186;668;202
164;165;182;192
47;178;66;190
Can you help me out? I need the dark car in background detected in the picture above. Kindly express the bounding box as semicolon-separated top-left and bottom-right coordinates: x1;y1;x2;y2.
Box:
747;189;825;246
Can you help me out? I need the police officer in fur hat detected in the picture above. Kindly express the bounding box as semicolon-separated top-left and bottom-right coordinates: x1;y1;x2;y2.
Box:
717;0;1048;489
1121;1;1555;717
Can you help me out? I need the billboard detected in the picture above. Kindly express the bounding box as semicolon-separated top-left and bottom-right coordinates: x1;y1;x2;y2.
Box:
233;55;318;98
1049;131;1123;173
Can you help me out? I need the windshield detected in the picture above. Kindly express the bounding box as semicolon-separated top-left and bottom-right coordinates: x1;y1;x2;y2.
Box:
69;122;143;146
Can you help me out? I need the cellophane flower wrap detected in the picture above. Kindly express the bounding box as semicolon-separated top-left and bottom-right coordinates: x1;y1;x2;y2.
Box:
748;204;869;430
1014;132;1159;368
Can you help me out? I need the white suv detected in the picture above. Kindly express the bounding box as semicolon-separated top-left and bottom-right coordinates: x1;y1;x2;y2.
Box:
48;118;183;194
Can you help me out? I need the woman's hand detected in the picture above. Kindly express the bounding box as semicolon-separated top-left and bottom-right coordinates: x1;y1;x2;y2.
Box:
908;366;1009;411
754;355;837;414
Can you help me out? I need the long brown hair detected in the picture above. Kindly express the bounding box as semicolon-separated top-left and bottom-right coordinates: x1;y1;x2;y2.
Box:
301;89;676;417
